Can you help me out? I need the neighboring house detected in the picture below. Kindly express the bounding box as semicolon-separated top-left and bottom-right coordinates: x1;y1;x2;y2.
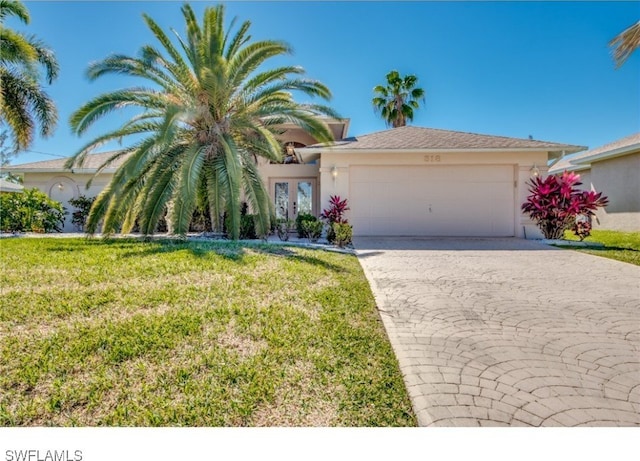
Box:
549;132;640;232
0;178;23;194
6;122;583;237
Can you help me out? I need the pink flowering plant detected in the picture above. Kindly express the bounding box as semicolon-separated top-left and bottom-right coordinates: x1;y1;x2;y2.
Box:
320;195;350;243
521;171;608;240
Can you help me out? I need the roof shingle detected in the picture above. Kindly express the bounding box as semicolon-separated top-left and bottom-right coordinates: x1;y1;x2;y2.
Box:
302;126;584;152
3;151;130;172
549;132;640;174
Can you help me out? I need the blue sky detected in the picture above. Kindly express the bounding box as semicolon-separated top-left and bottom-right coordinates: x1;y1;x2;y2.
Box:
6;0;640;165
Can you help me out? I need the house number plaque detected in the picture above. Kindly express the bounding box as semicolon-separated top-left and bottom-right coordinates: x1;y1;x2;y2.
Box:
423;155;441;162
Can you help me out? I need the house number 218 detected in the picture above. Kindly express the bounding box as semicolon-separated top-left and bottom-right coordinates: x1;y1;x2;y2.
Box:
424;155;441;162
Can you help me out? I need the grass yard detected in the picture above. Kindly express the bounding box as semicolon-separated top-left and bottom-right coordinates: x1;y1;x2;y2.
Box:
562;229;640;266
0;237;416;426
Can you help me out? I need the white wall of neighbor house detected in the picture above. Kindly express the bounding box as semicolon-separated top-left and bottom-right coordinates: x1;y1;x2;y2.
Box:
320;150;550;238
590;153;640;231
22;172;108;232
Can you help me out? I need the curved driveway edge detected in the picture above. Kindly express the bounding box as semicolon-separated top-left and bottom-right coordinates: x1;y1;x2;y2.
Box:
354;237;640;427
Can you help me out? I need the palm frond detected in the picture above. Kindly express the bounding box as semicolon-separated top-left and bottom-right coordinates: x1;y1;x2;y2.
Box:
610;21;640;68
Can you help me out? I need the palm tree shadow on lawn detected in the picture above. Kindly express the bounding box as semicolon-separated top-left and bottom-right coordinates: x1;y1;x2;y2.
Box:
105;238;352;272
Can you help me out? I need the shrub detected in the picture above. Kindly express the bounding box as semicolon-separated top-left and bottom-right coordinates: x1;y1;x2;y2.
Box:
68;195;96;231
572;215;592;241
320;195;349;224
275;218;293;241
332;222;353;248
239;203;257;240
302;220;323;242
321;195;350;243
521;171;608;240
0;188;65;233
295;213;317;238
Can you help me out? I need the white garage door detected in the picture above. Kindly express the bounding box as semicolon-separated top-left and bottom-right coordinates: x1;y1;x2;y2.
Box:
349;165;515;236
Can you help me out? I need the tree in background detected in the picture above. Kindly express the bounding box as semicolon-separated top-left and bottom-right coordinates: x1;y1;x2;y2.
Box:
610;20;640;68
67;3;339;239
372;70;425;128
0;129;21;183
0;0;58;151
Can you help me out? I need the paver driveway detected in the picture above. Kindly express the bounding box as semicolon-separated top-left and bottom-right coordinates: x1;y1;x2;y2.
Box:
354;237;640;426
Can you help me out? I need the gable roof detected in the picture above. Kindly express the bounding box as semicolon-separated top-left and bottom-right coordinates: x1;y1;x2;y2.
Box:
299;126;585;155
549;132;640;174
3;151;130;173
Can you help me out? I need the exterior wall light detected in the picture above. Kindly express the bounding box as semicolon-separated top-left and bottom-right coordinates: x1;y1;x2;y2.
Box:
57;183;64;191
331;166;338;180
530;164;540;177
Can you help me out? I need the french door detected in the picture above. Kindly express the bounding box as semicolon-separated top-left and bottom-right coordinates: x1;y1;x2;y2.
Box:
270;178;317;221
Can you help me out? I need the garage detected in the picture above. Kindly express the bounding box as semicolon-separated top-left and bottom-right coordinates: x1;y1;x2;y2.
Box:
349;165;515;236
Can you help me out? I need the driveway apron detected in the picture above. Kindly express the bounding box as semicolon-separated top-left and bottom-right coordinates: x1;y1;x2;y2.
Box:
354;237;640;426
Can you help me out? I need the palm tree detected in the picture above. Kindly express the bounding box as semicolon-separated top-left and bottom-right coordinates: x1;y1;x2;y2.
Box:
67;3;338;239
610;20;640;68
0;0;58;151
372;70;425;128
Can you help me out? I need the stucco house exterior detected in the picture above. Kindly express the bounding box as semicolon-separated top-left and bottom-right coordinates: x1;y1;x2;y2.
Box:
549;132;640;232
6;122;583;237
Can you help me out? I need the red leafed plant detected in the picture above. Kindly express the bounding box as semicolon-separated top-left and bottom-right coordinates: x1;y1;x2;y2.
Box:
320;195;350;224
521;171;608;240
321;195;350;243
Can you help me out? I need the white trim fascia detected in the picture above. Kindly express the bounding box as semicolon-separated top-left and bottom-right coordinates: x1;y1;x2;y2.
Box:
571;143;640;165
1;168;119;174
297;147;582;155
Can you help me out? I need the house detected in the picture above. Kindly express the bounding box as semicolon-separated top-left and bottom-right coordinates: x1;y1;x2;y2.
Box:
0;178;23;194
6;122;583;237
549;132;640;232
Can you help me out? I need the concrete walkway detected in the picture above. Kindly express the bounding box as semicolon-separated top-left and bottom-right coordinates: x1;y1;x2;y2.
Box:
354;237;640;426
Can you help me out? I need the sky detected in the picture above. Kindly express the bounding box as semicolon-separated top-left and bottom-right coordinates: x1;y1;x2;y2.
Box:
4;0;640;165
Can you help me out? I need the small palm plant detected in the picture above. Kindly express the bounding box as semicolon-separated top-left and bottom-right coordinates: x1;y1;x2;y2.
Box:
66;3;339;239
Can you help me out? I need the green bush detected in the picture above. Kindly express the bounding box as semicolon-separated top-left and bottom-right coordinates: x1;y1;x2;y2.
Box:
68;195;95;231
0;188;65;233
332;223;353;248
302;220;323;242
275;218;293;241
295;213;317;238
224;202;258;239
239;214;257;239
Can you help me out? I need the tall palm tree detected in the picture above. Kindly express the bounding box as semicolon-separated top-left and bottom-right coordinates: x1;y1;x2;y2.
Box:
610;20;640;68
67;3;338;239
372;70;425;128
0;0;58;151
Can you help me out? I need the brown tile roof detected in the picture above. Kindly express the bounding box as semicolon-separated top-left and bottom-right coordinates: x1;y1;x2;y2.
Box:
549;132;640;174
303;126;584;152
4;151;130;172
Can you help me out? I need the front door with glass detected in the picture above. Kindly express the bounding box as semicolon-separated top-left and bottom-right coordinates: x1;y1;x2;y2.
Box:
272;178;316;222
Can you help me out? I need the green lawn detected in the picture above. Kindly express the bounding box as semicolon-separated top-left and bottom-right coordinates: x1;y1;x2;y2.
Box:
0;238;416;426
562;230;640;266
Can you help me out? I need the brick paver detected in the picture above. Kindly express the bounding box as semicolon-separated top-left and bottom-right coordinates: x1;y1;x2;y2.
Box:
354;237;640;427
